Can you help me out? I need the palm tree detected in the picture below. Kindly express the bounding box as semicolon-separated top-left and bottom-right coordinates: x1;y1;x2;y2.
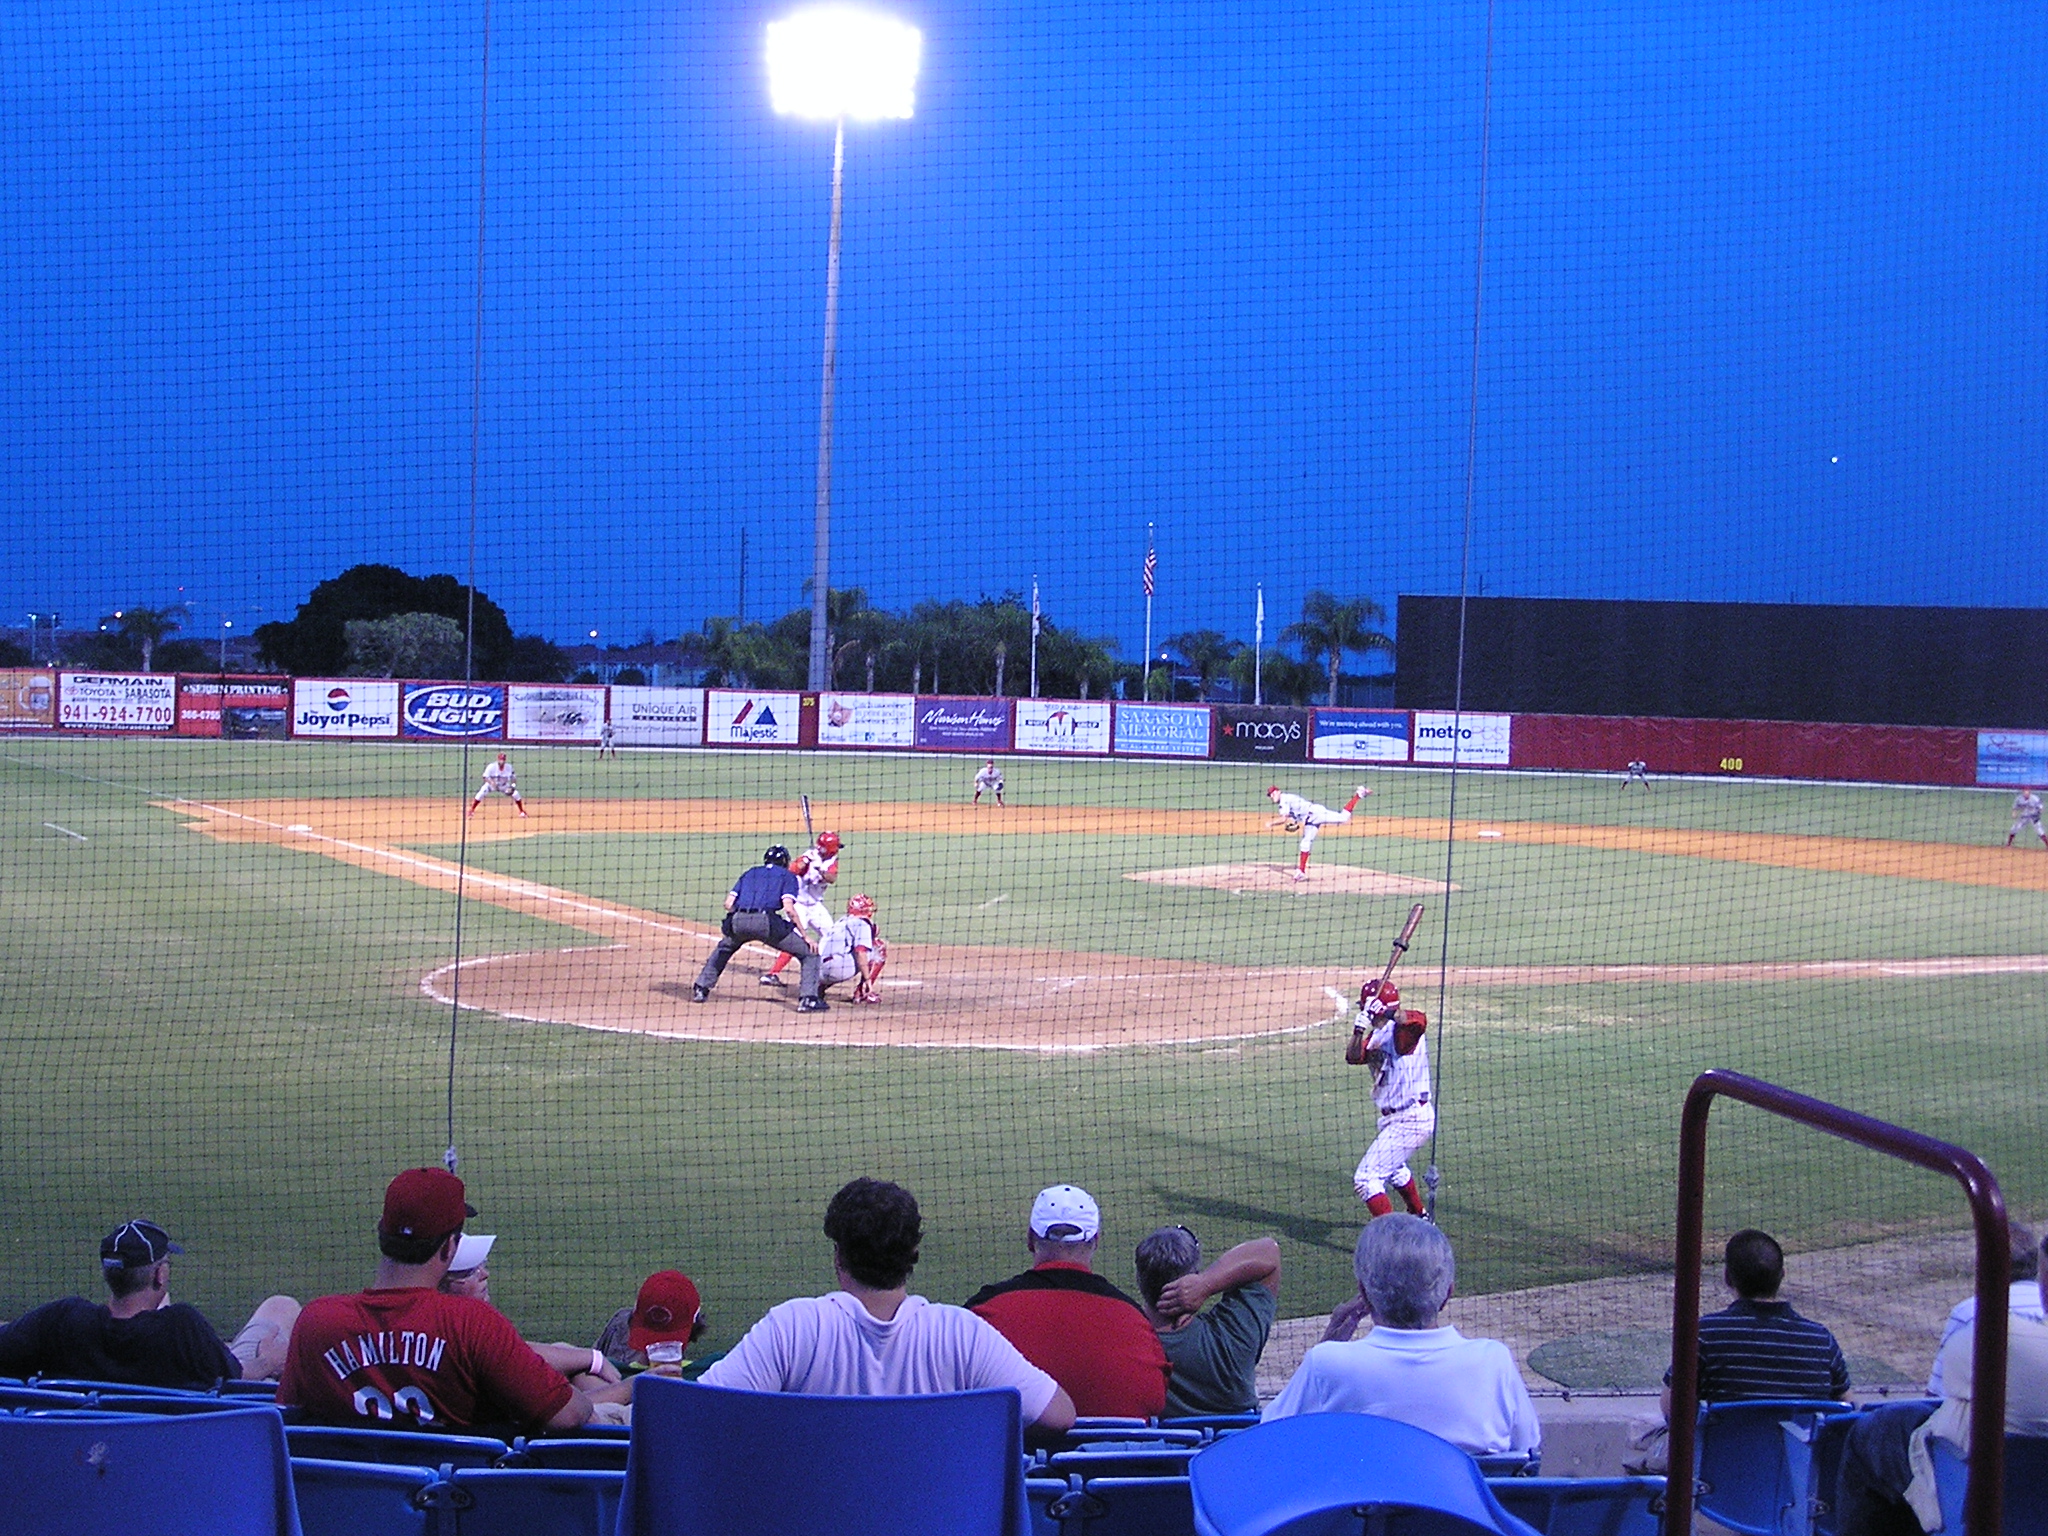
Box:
1163;629;1244;700
101;604;189;672
1283;591;1392;706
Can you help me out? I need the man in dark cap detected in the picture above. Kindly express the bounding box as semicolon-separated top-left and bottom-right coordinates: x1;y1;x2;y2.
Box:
0;1218;283;1388
691;844;826;1011
277;1167;592;1433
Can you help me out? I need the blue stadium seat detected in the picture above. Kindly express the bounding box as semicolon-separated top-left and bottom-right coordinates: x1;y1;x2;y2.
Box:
1805;1408;1861;1536
285;1423;511;1468
1929;1431;2048;1536
1487;1476;1665;1536
1060;1475;1197;1535
30;1375;212;1396
289;1456;439;1536
0;1402;302;1535
617;1375;1032;1535
0;1384;92;1410
1187;1412;1541;1536
505;1434;631;1470
445;1466;625;1536
1062;1426;1208;1449
1029;1475;1079;1536
1694;1399;1856;1536
75;1390;260;1415
1162;1414;1261;1435
1474;1453;1540;1478
1047;1444;1202;1479
221;1379;285;1399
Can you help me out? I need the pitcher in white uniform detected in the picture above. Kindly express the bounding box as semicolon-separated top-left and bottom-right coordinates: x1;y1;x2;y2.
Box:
1264;783;1369;880
762;831;842;985
1349;981;1433;1218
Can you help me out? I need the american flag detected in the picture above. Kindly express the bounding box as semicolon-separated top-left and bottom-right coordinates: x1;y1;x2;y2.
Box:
1142;546;1157;598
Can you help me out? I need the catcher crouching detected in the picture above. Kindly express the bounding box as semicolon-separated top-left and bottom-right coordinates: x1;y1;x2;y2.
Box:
819;893;888;1004
1347;981;1433;1217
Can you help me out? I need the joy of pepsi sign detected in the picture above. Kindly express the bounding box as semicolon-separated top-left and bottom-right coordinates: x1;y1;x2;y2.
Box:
401;683;505;739
292;679;400;737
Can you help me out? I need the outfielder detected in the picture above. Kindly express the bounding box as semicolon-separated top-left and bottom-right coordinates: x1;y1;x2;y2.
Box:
597;719;616;758
761;830;842;986
973;759;1005;807
1347;981;1433;1218
1624;759;1650;790
468;753;528;818
818;893;888;1004
1264;783;1369;880
2008;788;2046;848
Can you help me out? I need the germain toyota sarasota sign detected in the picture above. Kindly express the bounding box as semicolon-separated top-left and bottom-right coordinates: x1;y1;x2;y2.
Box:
401;684;505;739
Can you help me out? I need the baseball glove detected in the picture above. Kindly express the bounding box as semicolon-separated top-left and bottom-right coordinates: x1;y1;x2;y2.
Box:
1282;819;1303;833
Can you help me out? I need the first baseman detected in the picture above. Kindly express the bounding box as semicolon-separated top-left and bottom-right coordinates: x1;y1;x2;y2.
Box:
1346;981;1433;1217
2008;788;2046;848
973;759;1006;806
1264;783;1369;880
761;831;842;986
468;753;528;817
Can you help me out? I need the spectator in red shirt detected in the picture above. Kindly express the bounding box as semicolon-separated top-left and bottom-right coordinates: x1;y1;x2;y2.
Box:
278;1168;592;1434
966;1184;1171;1420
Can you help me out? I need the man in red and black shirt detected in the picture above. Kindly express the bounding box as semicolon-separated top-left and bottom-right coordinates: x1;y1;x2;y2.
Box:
278;1168;592;1434
966;1184;1170;1419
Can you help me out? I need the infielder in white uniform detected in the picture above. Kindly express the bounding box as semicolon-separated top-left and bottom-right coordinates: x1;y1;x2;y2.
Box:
1347;981;1433;1218
817;893;888;1003
2008;789;2046;848
761;830;842;986
973;760;1005;806
468;752;528;818
1624;759;1650;790
1265;783;1369;880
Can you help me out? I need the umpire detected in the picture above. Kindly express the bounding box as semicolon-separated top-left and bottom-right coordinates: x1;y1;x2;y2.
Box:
691;846;826;1012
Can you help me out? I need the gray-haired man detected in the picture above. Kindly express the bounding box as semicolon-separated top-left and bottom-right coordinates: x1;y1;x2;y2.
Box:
1135;1228;1280;1417
1263;1214;1538;1458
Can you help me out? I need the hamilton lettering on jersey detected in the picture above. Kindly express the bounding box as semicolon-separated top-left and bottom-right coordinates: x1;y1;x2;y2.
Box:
323;1330;450;1380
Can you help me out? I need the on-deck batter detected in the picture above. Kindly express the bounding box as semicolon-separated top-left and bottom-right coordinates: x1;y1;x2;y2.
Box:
468;753;528;818
1349;981;1433;1218
1264;783;1369;880
762;831;842;986
2008;789;2045;848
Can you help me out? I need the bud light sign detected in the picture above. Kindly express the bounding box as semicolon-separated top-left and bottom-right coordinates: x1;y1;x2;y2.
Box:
402;683;505;739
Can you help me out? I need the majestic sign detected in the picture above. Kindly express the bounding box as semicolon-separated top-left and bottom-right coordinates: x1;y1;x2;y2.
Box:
401;684;506;740
706;690;802;746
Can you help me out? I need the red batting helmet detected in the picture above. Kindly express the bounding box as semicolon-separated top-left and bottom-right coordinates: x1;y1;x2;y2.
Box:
817;831;842;856
846;893;876;919
1361;979;1400;1011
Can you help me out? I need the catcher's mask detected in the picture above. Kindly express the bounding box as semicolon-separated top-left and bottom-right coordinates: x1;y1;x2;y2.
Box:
846;893;876;919
762;845;791;867
817;831;843;856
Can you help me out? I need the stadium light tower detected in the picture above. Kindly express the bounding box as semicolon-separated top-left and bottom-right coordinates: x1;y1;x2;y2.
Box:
767;4;922;691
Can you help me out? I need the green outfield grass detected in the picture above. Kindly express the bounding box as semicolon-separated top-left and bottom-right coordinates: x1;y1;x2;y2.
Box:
1;736;2042;1354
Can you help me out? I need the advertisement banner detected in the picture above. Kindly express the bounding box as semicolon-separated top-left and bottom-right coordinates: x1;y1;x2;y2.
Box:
400;683;506;740
1013;699;1111;754
507;685;607;743
1412;710;1513;766
57;672;177;732
1112;702;1211;758
1311;709;1411;763
1211;704;1309;763
175;676;291;738
819;692;916;748
293;679;400;738
1978;731;2048;787
913;697;1012;751
610;687;704;746
706;690;802;747
0;669;57;731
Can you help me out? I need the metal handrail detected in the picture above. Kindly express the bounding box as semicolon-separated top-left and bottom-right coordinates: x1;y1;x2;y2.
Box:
1663;1068;2008;1536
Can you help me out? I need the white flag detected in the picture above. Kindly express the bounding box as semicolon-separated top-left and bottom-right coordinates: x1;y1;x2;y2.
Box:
1255;584;1264;643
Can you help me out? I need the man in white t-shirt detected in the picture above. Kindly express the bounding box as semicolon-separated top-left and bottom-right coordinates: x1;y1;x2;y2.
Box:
700;1178;1076;1432
1263;1215;1538;1460
1927;1219;2043;1397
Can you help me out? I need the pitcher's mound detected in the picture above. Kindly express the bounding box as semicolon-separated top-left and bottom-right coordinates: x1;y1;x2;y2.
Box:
1127;863;1449;895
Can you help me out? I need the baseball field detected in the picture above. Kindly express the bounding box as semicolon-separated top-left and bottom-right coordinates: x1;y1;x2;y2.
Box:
3;736;2044;1355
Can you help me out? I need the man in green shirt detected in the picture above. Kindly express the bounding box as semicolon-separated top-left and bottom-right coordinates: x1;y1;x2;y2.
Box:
1133;1228;1281;1417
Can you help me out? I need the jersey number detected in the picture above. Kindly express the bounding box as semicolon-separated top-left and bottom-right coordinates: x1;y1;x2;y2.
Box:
353;1385;436;1424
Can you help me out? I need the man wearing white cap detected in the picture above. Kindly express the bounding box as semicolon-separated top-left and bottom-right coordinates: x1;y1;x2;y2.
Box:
966;1184;1172;1420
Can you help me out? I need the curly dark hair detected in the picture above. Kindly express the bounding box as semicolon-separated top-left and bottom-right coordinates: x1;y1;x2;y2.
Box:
824;1177;923;1289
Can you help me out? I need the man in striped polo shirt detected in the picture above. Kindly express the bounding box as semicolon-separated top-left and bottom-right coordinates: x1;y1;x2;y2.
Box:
1661;1228;1850;1422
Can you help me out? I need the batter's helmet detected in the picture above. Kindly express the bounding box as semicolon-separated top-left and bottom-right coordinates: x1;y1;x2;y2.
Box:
763;845;791;867
817;831;842;856
1361;979;1400;1010
846;893;876;919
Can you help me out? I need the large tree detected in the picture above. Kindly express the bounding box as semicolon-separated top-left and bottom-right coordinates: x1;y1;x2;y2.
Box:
254;564;515;678
1283;590;1393;706
98;604;188;672
1163;629;1244;700
343;613;467;678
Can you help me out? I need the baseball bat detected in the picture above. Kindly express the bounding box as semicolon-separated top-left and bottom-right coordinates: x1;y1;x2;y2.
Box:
1347;903;1424;1060
801;793;813;840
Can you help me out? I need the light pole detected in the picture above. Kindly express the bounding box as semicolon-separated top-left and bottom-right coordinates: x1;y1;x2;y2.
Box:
767;5;922;691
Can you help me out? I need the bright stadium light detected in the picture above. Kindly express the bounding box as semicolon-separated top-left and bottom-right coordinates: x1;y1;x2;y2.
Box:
767;7;921;123
768;5;922;689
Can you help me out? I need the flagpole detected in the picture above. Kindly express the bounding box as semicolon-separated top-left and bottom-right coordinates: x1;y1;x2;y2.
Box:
1029;576;1041;699
1254;583;1264;705
1142;524;1155;697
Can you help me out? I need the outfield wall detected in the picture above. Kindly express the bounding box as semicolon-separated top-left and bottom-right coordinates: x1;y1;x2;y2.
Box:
14;671;2045;788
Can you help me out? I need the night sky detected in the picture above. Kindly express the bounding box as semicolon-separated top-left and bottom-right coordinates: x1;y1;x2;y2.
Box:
2;1;2041;656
